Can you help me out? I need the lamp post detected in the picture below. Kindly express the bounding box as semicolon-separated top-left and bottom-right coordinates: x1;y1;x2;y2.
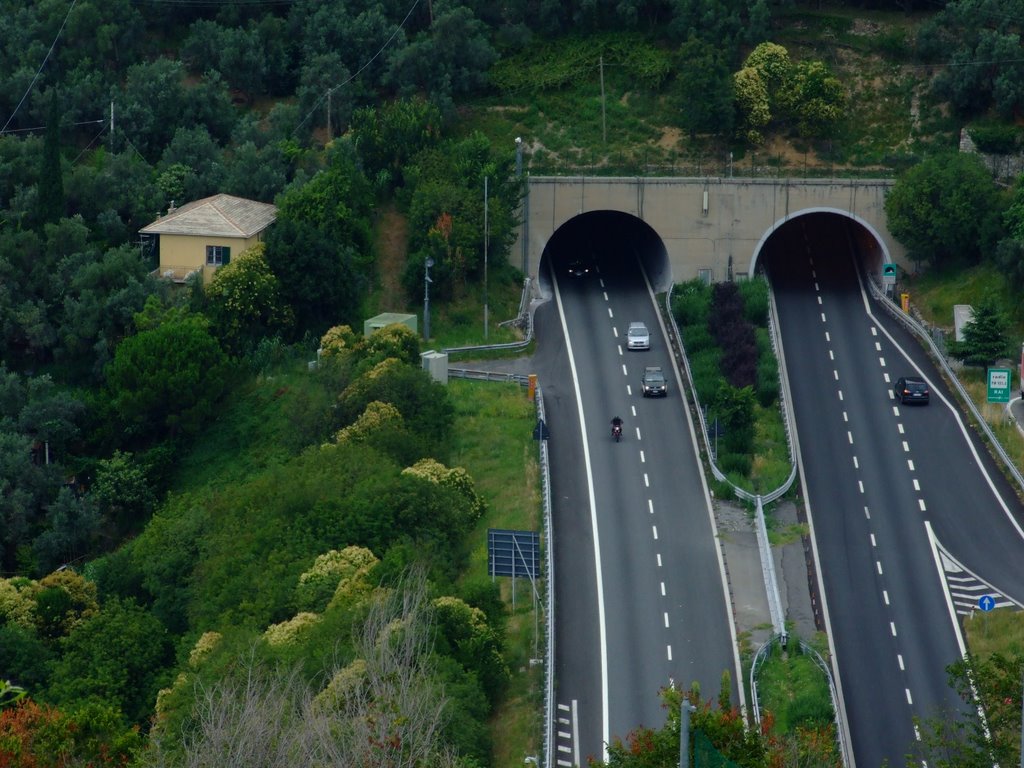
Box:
679;697;696;768
423;257;434;341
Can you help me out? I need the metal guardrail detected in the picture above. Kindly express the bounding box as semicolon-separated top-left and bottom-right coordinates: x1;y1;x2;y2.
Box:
445;367;554;768
753;497;786;645
749;634;849;765
866;277;1024;493
663;284;794;641
662;285;798;503
535;385;555;768
443;278;535;356
447;368;531;385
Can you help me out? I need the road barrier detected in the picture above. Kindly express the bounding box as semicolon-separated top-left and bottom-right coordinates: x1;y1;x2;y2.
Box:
446;368;554;768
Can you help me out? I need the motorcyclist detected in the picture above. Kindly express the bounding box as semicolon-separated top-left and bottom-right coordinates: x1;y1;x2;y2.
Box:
610;416;623;439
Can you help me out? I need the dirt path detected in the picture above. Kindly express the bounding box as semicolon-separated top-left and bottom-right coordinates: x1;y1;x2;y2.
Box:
375;204;409;311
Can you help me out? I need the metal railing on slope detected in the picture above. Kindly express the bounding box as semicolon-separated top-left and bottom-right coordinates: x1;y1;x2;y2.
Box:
442;278;535;356
446;369;554;768
866;278;1024;493
749;634;849;766
662;285;793;644
664;282;848;766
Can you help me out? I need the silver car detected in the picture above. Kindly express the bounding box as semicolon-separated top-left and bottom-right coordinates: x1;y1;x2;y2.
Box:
627;321;650;350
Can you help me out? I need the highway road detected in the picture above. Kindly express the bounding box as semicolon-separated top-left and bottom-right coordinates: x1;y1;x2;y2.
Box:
540;248;740;764
766;214;1024;767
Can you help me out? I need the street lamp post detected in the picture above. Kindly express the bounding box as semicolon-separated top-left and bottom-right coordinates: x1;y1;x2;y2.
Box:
423;257;434;341
679;697;696;768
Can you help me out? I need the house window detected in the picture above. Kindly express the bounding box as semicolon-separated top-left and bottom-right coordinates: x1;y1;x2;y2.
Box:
698;268;712;285
206;245;230;266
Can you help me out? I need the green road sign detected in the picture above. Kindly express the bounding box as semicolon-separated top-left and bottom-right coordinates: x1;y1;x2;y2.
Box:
987;368;1011;403
882;263;897;286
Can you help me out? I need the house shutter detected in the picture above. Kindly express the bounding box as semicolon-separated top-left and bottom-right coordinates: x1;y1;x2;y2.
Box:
222;246;231;265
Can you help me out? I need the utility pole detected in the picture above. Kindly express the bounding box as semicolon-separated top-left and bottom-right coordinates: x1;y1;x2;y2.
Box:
109;101;114;152
326;89;332;141
423;257;434;341
599;55;606;144
483;176;489;340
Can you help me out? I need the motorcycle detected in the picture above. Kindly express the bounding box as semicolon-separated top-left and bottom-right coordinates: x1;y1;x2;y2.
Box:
611;423;622;442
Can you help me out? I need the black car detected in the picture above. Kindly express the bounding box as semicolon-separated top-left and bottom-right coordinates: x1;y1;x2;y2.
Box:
641;366;667;397
894;376;929;404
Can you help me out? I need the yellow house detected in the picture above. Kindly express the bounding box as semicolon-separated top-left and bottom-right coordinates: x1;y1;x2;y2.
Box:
141;194;277;285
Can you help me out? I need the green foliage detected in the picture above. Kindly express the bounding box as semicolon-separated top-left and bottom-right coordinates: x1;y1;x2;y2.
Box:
36;93;65;228
737;277;769;328
339;358;455;446
711;383;756;456
105;313;231;442
489;34;671;94
885;153;1006;268
350;98;443;193
47;598;172;726
950;298;1010;366
91;450;156;537
432;595;510;702
672;279;712;328
969;123;1024;154
204;243;294;356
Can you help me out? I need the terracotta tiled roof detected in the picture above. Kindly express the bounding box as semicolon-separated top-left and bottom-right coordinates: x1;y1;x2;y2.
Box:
140;194;276;238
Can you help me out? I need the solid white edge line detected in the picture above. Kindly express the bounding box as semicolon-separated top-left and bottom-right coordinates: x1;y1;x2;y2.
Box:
860;274;1024;543
924;521;993;740
553;271;610;758
639;255;747;715
571;698;580;768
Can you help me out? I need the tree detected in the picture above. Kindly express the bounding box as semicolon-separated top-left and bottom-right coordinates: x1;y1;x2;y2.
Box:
35;93;65;227
350;98;442;191
144;573;461;768
674;37;735;140
951;298;1009;366
47;598;172;726
57;242;158;381
884;153;1006;268
263;218;363;339
204;243;293;355
32;488;101;574
733;67;770;144
90;450;156;536
105;314;231;442
781;60;846;139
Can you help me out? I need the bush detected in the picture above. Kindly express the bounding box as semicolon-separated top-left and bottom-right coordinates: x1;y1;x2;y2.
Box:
682;323;716;355
672;279;712;327
969;123;1022;154
738;277;770;327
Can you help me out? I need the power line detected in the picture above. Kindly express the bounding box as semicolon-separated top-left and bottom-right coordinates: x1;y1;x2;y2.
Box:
294;0;421;136
0;118;105;135
0;0;78;135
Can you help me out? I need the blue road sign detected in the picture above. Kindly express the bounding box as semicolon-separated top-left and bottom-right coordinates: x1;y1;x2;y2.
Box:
978;595;996;612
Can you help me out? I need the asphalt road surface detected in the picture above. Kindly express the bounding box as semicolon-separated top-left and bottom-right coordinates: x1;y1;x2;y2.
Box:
539;250;740;764
767;215;1024;768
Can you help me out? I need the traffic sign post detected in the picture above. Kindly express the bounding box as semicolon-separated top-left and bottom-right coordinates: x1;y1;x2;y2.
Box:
882;263;897;285
987;368;1011;404
979;594;996;639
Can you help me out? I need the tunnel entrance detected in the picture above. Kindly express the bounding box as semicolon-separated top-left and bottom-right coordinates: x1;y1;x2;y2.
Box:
538;211;670;298
752;210;890;283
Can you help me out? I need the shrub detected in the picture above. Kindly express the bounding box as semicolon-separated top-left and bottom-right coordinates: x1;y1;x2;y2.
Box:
672;279;712;326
